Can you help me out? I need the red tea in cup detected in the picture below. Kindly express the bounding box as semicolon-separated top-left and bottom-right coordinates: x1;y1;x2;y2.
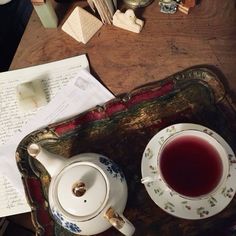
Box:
159;133;224;198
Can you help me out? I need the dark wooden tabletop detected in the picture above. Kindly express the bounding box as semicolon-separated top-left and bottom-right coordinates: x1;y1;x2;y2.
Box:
10;0;236;95
8;0;236;234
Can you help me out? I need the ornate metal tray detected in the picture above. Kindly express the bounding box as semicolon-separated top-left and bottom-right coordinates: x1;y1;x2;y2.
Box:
16;67;236;236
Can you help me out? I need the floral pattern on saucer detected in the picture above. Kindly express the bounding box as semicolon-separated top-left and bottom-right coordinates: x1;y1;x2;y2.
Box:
141;123;236;219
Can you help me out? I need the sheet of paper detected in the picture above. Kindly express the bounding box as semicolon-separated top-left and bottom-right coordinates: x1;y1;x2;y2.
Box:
22;69;114;129
0;69;114;217
0;69;114;218
0;56;114;217
0;54;89;146
2;68;114;191
0;55;88;217
0;175;30;217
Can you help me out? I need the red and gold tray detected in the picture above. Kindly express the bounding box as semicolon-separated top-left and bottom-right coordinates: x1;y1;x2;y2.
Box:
16;67;236;236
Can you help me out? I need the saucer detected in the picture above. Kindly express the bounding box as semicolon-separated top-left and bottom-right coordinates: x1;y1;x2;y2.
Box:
141;123;236;219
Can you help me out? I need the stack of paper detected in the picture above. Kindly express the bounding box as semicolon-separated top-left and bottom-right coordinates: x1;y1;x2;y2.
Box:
62;6;103;44
87;0;117;24
0;54;115;217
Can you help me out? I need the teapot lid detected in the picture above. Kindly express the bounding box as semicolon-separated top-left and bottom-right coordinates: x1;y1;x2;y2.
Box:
53;162;108;221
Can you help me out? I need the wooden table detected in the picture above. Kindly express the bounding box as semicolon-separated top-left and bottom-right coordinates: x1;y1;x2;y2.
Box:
10;0;236;95
9;0;236;234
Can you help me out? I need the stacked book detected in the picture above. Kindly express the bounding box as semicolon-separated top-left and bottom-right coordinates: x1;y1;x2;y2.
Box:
87;0;117;24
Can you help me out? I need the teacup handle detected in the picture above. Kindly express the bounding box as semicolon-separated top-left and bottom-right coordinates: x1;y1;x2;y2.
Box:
104;207;135;236
141;176;173;194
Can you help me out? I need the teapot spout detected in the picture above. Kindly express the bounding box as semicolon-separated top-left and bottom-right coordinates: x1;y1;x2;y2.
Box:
27;143;65;177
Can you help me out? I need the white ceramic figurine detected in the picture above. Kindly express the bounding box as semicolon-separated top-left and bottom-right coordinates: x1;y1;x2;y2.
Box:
113;9;144;33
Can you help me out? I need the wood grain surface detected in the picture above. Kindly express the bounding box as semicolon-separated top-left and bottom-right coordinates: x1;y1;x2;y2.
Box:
10;0;236;95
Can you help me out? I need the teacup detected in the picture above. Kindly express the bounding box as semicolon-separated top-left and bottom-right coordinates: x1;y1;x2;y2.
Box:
142;129;229;199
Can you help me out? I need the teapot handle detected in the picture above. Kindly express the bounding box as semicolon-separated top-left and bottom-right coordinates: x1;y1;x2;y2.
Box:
104;207;135;236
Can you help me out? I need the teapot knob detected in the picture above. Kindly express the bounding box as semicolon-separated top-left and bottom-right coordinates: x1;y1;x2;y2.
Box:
72;181;86;197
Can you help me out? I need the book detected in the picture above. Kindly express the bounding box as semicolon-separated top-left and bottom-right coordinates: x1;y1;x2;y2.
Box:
87;0;117;24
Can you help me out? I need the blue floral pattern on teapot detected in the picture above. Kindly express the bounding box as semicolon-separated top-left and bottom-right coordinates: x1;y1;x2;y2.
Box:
52;208;81;234
99;156;125;182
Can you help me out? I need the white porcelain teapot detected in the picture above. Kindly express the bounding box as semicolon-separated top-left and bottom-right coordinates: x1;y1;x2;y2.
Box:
27;143;135;236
